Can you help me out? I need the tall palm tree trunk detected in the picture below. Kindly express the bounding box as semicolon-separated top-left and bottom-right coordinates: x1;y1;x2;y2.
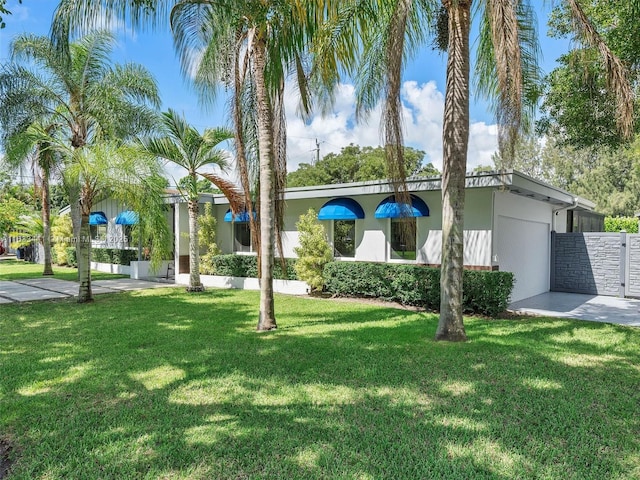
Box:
436;0;471;342
187;197;204;292
253;38;277;331
77;209;92;303
232;43;261;261
66;183;82;281
41;165;54;276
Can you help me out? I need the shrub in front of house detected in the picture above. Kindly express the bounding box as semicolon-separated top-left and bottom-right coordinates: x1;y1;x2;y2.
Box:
462;270;515;317
205;254;298;281
51;214;74;265
199;203;222;275
293;209;333;292
323;261;514;317
91;248;139;266
65;247;77;267
109;249;139;266
604;216;639;234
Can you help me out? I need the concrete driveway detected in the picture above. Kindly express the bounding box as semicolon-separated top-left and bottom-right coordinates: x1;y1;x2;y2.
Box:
509;292;640;327
0;277;176;304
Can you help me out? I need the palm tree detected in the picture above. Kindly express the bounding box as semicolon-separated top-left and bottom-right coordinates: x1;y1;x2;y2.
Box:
436;0;632;340
170;0;318;330
3;122;61;276
138;109;241;292
0;30;161;301
0;30;159;229
64;142;171;302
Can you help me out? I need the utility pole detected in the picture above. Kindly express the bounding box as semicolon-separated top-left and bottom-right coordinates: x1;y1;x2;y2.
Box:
314;138;320;165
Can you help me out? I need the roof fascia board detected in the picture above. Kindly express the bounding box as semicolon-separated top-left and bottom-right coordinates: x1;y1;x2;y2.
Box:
510;171;595;209
199;170;591;210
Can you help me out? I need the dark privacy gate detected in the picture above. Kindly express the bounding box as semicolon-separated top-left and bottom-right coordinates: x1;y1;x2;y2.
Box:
551;232;640;297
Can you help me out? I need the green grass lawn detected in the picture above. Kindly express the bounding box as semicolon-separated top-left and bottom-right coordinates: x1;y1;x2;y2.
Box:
0;259;128;281
1;287;639;479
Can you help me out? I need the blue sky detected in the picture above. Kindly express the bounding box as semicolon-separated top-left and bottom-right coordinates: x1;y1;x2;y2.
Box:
0;1;570;178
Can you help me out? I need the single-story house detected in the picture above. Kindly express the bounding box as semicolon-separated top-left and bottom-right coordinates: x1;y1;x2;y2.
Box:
165;170;602;303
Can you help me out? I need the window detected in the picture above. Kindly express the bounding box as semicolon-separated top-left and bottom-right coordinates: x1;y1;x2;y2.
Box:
333;220;355;257
90;225;107;241
390;218;416;260
234;223;253;253
123;225;134;247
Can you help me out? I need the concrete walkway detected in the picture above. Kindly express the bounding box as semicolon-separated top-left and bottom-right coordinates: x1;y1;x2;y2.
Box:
0;277;176;303
509;292;640;327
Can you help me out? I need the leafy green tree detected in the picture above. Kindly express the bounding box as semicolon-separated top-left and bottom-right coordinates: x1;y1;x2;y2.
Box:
539;0;640;149
416;162;441;178
560;144;640;217
287;145;432;187
198;202;221;275
495;136;640;217
604;217;639;234
293;209;333;292
3;122;62;275
0;196;30;239
492;135;546;178
198;203;221;254
138;109;238;292
50;184;70;213
0;171;35;207
0;172;33;241
9;211;43;249
178;176;221;194
0;0;22;29
538;50;638;149
472;165;494;174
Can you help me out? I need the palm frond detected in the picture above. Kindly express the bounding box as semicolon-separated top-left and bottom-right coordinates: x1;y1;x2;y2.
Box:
476;0;541;163
198;172;245;214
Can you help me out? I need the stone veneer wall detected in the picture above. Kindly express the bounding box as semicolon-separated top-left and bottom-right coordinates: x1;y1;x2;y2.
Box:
627;235;640;297
551;233;622;296
552;232;640;297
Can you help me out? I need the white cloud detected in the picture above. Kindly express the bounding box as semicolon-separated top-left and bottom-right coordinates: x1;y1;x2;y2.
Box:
284;80;498;173
6;1;29;22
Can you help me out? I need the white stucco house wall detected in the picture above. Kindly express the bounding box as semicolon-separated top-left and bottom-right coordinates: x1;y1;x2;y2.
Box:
167;170;598;303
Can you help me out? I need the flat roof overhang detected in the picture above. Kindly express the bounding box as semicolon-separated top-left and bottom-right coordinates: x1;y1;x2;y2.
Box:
180;170;595;212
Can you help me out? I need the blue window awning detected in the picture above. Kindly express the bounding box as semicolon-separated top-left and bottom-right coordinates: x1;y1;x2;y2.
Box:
318;197;365;220
89;211;108;225
115;210;139;225
374;194;430;219
224;209;255;223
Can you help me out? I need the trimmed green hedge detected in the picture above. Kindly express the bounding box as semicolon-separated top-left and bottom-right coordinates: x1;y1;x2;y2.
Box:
604;216;639;234
59;247;138;267
323;262;514;317
91;248;139;266
207;255;298;281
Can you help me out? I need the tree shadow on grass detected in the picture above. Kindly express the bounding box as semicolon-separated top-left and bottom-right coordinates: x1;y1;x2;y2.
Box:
1;289;639;479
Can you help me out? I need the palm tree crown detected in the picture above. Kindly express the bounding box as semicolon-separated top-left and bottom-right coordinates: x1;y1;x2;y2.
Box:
139;109;238;292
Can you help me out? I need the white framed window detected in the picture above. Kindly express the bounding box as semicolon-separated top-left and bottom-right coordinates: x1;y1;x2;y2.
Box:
90;224;107;241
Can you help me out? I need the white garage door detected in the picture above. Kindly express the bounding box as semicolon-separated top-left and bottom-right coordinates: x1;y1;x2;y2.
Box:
496;216;550;302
